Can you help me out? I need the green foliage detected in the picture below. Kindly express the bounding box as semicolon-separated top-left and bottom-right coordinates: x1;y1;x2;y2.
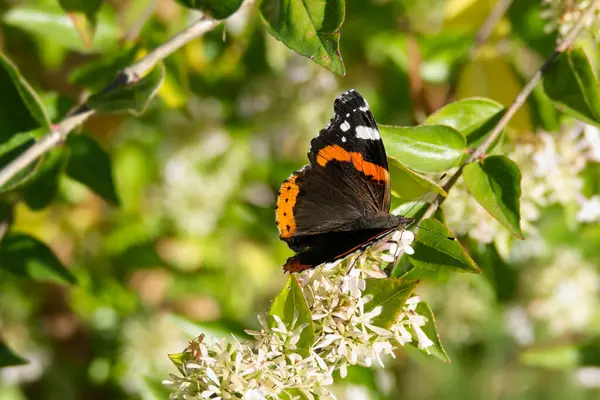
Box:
23;148;69;210
363;278;420;328
66;135;120;206
0;341;28;368
425;98;505;148
463;155;524;239
408;218;480;273
0;232;76;285
389;159;446;200
86;64;165;115
380;125;466;173
544;48;600;127
269;275;315;356
175;0;244;19
413;301;450;363
261;0;346;75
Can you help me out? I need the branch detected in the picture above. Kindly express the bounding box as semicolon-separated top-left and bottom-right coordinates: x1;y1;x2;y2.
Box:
0;1;256;189
443;0;514;104
422;0;600;221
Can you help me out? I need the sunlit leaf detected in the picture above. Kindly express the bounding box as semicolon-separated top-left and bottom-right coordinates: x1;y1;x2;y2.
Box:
463;155;524;239
269;275;315;356
380;125;465;173
0;232;77;285
175;0;243;19
86;64;165;115
544;48;600;127
0;341;28;367
408;218;480;273
425;98;504;147
363;278;420;328
389;159;446;201
3;6;120;53
260;0;346;76
66;135;120;206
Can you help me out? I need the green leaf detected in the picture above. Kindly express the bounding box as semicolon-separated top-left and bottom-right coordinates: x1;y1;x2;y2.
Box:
66;135;120;206
269;275;315;356
0;133;39;193
0;232;77;285
363;278;420;328
543;48;600;127
389;159;446;201
175;0;243;19
412;301;450;363
23;148;69;210
0;340;28;367
3;6;119;53
425;98;505;147
408;218;480;273
58;0;103;18
86;64;165;115
260;0;346;76
380;125;466;173
70;46;140;92
521;345;579;370
463;155;524;239
0;53;51;139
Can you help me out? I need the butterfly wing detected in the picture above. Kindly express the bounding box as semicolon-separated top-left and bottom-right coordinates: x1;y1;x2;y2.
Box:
276;90;392;253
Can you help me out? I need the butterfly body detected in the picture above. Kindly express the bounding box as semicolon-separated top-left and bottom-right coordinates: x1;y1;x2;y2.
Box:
276;89;414;272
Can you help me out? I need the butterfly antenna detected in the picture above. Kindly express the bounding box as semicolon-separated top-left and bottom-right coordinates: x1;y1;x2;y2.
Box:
410;224;456;241
403;173;448;217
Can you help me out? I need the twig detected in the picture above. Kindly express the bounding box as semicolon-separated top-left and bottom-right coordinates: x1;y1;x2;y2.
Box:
422;0;600;220
443;0;514;104
0;1;254;188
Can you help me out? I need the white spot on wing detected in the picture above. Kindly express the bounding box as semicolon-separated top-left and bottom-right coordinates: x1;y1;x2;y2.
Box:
355;126;380;140
345;113;350;117
359;106;369;112
340;120;351;132
342;136;347;142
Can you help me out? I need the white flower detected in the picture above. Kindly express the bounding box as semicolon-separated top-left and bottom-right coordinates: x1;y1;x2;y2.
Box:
166;240;434;398
576;195;600;222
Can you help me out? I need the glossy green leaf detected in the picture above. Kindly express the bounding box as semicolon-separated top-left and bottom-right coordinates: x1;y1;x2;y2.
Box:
0;53;51;139
408;218;480;273
3;6;119;53
0;341;28;367
0;133;38;193
0;232;77;285
86;64;165;115
425;98;505;147
269;275;315;356
260;0;346;76
412;301;450;363
363;278;420;328
66;135;120;206
543;48;600;127
389;159;446;201
463;155;524;238
23;148;69;210
70;46;140;92
175;0;243;19
380;125;465;173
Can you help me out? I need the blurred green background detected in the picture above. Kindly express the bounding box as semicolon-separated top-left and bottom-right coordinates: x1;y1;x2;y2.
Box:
1;0;600;399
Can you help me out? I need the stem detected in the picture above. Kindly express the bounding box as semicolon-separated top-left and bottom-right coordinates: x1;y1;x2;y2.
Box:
0;0;258;188
422;0;600;220
443;0;514;104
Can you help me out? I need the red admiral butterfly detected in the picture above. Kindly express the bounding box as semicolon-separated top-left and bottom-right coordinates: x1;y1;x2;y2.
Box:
276;89;414;273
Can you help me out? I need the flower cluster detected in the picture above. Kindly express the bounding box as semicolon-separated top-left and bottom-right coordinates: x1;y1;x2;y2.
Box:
541;0;600;41
443;126;600;246
164;230;435;399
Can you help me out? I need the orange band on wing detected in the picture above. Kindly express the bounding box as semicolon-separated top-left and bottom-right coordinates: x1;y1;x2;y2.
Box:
276;174;300;239
316;144;389;183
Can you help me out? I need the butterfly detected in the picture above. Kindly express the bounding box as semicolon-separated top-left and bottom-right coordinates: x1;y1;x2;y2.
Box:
276;89;414;272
